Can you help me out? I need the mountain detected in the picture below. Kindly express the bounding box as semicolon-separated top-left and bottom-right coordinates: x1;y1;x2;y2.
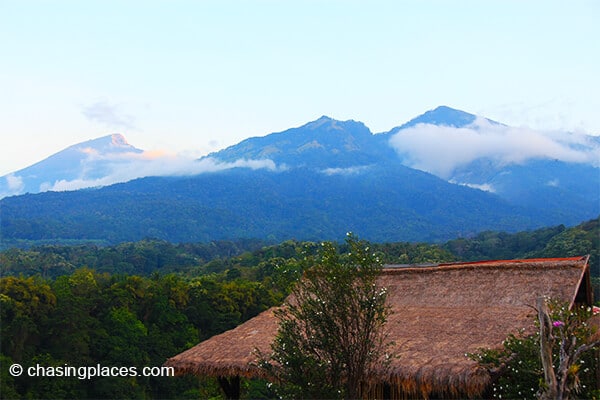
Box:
0;134;143;198
449;158;599;221
1;106;598;246
208;106;599;225
0;166;541;245
389;105;480;131
205;106;503;170
206;115;397;169
384;107;599;223
206;106;482;168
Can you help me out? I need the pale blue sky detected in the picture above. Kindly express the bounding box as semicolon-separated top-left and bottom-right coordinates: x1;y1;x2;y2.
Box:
1;0;598;175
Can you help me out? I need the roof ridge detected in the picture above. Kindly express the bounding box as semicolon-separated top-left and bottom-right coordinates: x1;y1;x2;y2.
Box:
382;256;589;274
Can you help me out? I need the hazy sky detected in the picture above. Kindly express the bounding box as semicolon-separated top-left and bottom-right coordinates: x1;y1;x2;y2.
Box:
1;0;598;175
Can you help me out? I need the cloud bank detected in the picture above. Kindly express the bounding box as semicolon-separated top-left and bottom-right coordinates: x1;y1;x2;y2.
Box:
388;117;600;178
41;153;279;192
1;150;279;198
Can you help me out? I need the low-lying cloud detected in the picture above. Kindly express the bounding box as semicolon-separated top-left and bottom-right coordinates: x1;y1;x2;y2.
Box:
1;151;280;198
321;165;371;176
389;117;600;178
449;180;496;193
5;174;24;191
42;154;279;192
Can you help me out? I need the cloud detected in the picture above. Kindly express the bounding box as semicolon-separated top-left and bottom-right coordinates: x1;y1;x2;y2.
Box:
0;174;25;198
321;165;371;175
388;117;599;178
449;180;496;193
40;154;280;192
82;101;135;130
5;174;24;191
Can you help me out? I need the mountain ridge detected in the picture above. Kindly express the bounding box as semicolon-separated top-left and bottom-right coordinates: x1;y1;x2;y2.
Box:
0;165;542;244
1;105;598;246
205;115;389;169
3;105;597;194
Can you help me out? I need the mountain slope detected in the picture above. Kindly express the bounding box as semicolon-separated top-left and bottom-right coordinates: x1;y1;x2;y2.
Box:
207;116;397;169
449;159;599;220
385;107;600;222
0;134;142;198
0;165;542;244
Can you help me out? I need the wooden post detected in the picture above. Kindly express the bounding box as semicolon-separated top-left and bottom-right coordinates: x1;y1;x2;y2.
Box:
595;348;600;392
217;376;241;400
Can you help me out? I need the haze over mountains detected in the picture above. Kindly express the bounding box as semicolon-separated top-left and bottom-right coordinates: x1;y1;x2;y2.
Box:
1;106;598;245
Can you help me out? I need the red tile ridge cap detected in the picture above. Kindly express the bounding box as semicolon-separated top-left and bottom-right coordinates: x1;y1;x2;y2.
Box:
437;256;587;267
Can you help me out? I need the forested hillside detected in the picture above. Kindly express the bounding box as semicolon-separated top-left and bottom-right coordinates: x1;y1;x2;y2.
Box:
2;217;598;278
1;219;598;398
443;216;599;277
0;239;271;279
1;166;548;245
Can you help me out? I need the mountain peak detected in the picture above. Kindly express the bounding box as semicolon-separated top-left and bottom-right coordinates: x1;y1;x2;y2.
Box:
401;106;477;129
205;115;380;168
317;115;333;122
302;115;370;133
304;115;339;130
0;134;144;198
72;134;139;153
110;133;129;147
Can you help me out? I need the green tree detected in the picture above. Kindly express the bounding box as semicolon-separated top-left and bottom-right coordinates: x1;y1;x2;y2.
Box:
48;269;106;366
0;276;56;362
259;234;393;399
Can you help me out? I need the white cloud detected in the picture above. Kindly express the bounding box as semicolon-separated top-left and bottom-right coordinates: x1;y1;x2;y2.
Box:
321;165;370;175
450;180;496;193
41;155;280;192
0;174;25;198
5;174;24;191
389;117;599;178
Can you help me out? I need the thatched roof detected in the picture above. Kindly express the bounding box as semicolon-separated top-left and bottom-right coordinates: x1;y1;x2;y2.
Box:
164;307;279;380
165;256;593;398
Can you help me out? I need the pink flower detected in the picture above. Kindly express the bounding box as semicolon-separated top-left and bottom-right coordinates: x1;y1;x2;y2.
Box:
552;321;564;328
593;306;600;316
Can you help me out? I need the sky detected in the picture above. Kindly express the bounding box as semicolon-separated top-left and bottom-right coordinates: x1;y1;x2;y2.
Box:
1;0;599;176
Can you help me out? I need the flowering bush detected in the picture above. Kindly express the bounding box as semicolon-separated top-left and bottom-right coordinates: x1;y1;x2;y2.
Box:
257;234;393;399
470;299;599;400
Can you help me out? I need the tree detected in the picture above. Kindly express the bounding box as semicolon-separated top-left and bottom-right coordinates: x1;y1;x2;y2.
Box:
259;234;393;399
536;297;600;400
0;276;56;362
470;298;600;400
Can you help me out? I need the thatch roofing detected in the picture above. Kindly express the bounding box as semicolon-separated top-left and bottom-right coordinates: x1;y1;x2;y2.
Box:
165;256;593;398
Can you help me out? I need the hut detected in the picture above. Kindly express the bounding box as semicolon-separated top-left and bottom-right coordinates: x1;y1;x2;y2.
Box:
165;256;596;399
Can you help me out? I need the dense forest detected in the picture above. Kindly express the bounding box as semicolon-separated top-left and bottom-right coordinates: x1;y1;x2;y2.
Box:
1;217;598;398
2;217;598;279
